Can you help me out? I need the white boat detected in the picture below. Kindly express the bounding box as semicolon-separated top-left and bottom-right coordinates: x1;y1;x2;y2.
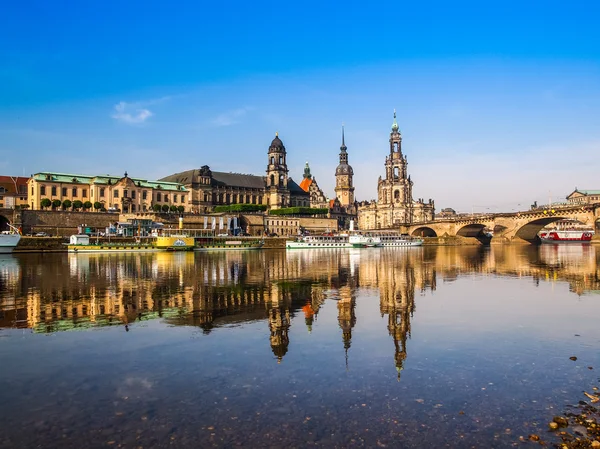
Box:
0;224;22;254
286;235;353;249
539;229;594;244
348;234;381;248
376;234;423;247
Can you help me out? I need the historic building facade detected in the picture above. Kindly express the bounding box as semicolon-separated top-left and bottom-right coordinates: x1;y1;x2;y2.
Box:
0;176;29;209
566;189;600;206
161;133;330;213
28;172;189;212
358;112;435;230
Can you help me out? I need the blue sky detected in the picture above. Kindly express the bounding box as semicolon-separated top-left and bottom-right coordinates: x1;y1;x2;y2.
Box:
1;0;599;212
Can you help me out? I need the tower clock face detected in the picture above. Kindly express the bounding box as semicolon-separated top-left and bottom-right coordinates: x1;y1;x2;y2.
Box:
343;191;348;196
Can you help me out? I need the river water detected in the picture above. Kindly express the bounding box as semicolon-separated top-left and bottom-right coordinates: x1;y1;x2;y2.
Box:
0;245;599;448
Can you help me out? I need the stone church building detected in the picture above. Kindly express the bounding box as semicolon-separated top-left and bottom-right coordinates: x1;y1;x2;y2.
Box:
159;133;331;213
358;112;435;230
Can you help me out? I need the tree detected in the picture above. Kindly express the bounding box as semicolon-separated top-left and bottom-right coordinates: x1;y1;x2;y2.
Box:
52;199;62;209
62;199;72;210
83;201;93;210
19;204;30;210
153;204;162;212
72;200;83;210
161;204;169;213
40;198;51;209
170;205;178;212
93;202;102;211
177;205;185;213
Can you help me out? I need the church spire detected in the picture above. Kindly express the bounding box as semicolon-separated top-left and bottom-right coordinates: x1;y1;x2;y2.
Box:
391;109;399;132
340;124;347;152
303;161;312;179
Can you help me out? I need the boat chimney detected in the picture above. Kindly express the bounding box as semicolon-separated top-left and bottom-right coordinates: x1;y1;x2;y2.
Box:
179;216;183;230
349;219;355;231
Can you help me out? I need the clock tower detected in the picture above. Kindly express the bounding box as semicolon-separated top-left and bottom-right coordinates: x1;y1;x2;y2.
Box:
266;133;290;209
334;126;355;208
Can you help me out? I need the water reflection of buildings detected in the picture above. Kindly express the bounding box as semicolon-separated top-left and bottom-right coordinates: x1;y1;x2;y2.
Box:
1;245;600;372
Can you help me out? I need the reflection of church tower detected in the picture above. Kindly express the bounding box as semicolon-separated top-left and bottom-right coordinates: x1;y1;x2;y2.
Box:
267;297;291;363
388;303;413;380
266;133;290;210
379;259;416;380
337;286;357;369
335;126;355;208
302;300;315;333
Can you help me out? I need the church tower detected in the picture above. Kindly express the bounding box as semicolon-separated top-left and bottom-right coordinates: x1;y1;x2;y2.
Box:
379;110;413;206
266;133;290;209
334;126;355;207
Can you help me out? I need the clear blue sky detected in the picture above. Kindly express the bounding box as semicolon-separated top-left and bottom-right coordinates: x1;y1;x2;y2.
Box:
2;0;599;212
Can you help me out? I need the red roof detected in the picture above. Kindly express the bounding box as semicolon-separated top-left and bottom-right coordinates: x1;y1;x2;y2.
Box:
0;176;29;195
299;177;312;192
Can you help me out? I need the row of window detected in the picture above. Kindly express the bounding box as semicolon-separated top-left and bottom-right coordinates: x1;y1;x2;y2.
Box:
267;220;299;226
211;193;263;204
0;186;27;194
36;185;187;203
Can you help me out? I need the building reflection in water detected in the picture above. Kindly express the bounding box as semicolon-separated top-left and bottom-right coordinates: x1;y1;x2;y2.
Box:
1;244;600;376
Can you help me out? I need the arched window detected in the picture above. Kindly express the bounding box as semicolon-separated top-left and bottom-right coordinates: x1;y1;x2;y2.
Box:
270;174;275;186
394;167;399;178
394;190;400;201
279;156;283;164
270;156;274;165
279;174;284;185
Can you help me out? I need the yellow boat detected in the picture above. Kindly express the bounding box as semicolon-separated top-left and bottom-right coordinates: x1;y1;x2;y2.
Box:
67;234;195;253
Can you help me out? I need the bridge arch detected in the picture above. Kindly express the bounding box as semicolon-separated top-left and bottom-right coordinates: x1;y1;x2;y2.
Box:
456;223;487;238
411;226;437;237
515;216;582;243
0;214;9;232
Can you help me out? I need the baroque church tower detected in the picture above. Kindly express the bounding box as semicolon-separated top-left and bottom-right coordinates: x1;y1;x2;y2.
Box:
357;111;435;230
266;133;290;209
379;110;413;208
334;126;355;207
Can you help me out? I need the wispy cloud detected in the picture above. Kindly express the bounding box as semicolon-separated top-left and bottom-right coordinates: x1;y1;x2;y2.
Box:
210;107;253;127
112;101;153;124
111;96;173;125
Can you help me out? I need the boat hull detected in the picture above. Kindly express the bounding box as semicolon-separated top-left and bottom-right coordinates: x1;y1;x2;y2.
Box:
286;241;353;249
0;234;21;253
68;245;194;253
539;230;594;244
194;241;264;251
540;238;592;244
379;240;423;247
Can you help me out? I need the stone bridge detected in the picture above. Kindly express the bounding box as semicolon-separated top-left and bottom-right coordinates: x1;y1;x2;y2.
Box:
0;208;20;232
401;204;600;244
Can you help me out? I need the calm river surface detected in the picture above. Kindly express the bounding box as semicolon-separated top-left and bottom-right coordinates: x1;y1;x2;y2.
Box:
1;245;599;448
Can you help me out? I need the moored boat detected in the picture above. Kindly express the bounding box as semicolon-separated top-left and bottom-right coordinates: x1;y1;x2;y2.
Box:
286;235;353;249
67;233;195;253
377;233;423;247
0;224;22;254
348;234;381;248
194;237;264;251
539;229;594;244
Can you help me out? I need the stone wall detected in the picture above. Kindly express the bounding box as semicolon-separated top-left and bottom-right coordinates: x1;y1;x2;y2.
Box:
298;217;338;234
20;210;119;236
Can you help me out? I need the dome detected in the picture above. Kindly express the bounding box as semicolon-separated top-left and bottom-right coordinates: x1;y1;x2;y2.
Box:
336;163;354;176
269;133;285;152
